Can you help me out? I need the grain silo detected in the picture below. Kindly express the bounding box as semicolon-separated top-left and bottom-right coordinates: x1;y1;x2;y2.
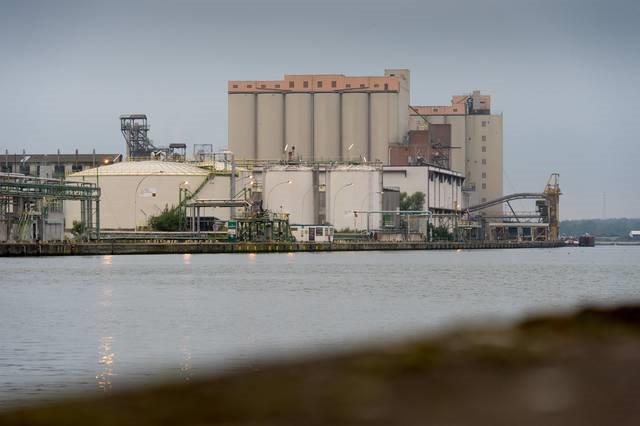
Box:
341;93;369;161
228;70;409;163
313;93;341;160
370;92;393;163
228;93;256;160
285;93;313;161
257;93;284;160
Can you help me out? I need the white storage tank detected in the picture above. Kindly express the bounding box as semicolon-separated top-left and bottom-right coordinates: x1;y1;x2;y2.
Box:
257;93;284;160
228;94;256;160
284;94;313;161
263;166;314;224
328;165;382;231
341;93;369;161
313;93;341;161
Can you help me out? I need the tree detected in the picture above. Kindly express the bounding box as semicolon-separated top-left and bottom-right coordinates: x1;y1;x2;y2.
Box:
400;191;426;211
148;205;183;232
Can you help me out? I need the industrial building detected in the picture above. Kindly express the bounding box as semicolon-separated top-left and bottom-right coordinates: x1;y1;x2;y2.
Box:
408;91;503;212
383;165;464;214
65;161;239;230
228;69;410;163
1;151;122;179
228;71;502;214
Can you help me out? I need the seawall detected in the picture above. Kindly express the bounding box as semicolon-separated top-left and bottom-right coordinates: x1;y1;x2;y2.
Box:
0;240;565;257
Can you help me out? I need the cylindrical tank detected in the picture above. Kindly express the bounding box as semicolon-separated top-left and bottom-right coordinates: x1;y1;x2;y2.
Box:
228;94;256;160
313;93;340;161
370;92;393;164
285;94;313;161
328;166;382;231
263;166;314;224
341;93;369;161
257;93;284;160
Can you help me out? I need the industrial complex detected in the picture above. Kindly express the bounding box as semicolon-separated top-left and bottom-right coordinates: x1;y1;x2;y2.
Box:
0;68;561;247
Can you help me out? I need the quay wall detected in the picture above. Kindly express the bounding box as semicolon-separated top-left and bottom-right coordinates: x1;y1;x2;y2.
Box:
0;240;565;257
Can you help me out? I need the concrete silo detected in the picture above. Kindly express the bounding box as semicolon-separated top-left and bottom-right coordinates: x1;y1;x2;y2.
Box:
285;94;313;161
313;93;341;161
370;92;400;164
228;94;256;160
257;93;284;160
341;93;369;161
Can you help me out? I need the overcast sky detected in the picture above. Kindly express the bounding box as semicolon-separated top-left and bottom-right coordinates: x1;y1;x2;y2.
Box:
1;0;638;219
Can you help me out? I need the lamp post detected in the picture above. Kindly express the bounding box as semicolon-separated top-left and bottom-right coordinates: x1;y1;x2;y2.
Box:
133;175;152;232
178;181;190;231
359;191;383;231
332;182;353;227
267;180;292;210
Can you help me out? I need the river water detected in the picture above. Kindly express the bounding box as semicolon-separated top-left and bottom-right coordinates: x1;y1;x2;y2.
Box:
1;246;639;407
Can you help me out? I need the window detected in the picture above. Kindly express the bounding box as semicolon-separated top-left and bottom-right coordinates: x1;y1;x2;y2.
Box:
331;80;337;88
481;135;486;142
482;146;486;152
453;108;458;112
384;83;388;90
260;84;266;89
346;83;351;88
482;121;487;127
482;183;487;189
433;108;439;112
482;172;487;179
232;84;238;88
289;81;294;88
303;81;309;88
247;84;252;88
275;84;280;88
317;81;323;88
359;83;365;88
482;159;487;165
482;197;487;203
374;83;379;88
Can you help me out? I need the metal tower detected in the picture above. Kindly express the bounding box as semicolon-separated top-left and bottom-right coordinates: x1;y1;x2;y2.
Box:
120;114;154;159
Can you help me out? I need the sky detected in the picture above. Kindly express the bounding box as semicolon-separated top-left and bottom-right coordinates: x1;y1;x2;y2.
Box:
1;0;638;219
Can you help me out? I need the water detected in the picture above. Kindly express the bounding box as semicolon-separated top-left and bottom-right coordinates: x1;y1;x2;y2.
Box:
1;246;639;407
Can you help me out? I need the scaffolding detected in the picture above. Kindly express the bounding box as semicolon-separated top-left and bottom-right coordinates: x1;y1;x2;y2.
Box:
0;173;100;241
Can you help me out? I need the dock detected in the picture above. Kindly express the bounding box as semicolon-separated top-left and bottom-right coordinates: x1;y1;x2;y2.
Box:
0;240;565;257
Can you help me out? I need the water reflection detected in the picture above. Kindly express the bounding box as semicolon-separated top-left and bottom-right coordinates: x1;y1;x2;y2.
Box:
96;336;114;392
101;255;113;266
182;253;192;265
180;335;192;381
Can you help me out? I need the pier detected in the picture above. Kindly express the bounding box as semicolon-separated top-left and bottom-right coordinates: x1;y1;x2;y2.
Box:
0;240;565;257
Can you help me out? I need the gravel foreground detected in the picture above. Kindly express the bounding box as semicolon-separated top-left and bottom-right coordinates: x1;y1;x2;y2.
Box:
2;305;640;425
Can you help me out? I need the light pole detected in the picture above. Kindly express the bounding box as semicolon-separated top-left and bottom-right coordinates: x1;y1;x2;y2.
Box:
267;180;292;210
359;191;382;231
332;182;353;227
133;175;152;232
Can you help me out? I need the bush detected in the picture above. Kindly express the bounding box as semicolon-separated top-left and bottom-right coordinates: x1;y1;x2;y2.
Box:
400;192;425;211
71;220;85;238
148;206;183;232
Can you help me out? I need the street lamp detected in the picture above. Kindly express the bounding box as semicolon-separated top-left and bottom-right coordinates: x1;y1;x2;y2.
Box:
133;171;164;231
332;182;353;226
267;180;292;209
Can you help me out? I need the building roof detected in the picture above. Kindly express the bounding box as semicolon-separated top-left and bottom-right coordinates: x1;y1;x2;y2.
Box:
69;160;210;177
229;72;402;94
1;153;122;164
